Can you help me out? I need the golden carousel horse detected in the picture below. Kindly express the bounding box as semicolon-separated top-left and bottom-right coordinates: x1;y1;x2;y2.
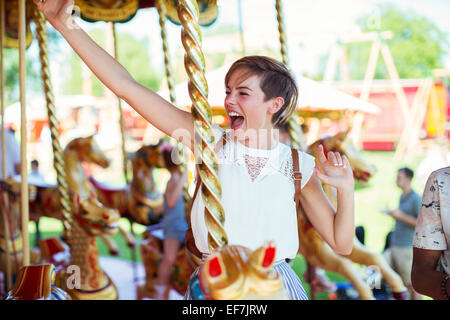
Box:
90;140;168;227
33;194;121;300
29;135;135;256
2;136;122;299
298;129;408;300
188;242;290;300
55;194;121;300
5;264;70;300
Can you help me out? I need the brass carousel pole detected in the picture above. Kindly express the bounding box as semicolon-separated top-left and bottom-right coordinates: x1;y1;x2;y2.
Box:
156;0;191;210
33;5;73;234
177;0;227;253
275;0;303;150
18;0;29;267
109;21;140;282
0;0;13;291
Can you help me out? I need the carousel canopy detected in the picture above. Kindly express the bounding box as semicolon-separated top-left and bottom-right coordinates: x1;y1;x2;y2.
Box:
2;94;97;123
157;63;381;114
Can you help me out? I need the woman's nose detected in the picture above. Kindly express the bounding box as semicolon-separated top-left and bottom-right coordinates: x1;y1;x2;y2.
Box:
225;94;236;105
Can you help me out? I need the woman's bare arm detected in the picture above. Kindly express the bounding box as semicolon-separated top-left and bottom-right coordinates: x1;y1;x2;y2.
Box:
300;145;355;255
34;0;194;150
164;172;187;208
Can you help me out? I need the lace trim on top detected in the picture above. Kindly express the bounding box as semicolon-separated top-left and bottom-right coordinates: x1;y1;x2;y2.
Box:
217;131;296;183
243;154;269;182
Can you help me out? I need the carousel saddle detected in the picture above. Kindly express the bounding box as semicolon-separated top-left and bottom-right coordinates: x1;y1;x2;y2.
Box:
5;264;70;300
89;176;127;193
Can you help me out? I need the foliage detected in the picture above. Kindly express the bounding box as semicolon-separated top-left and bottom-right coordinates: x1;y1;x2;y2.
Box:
63;29;162;96
4;48;40;105
346;4;449;80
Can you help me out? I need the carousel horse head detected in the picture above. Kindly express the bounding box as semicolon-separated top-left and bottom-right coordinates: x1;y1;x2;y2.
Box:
188;242;290;300
5;264;70;300
131;139;173;171
308;129;376;185
65;135;110;168
71;193;120;237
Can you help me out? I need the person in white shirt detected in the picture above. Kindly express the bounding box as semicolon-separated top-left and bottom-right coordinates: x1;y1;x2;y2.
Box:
0;129;20;180
35;1;355;299
28;159;47;186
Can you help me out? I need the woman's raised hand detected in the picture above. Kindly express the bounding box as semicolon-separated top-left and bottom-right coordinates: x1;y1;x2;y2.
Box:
314;144;354;191
33;0;75;31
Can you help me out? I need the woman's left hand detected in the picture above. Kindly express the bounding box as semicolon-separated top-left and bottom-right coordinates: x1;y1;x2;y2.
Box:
314;144;354;191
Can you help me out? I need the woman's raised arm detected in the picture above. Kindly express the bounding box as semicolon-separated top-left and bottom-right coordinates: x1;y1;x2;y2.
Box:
34;0;194;150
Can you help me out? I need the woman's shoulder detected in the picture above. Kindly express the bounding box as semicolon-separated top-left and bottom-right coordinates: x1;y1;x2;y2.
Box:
283;145;315;167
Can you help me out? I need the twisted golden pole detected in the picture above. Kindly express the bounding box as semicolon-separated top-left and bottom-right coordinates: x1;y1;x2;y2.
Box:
156;0;191;209
177;0;227;252
33;6;72;232
156;0;176;105
275;0;302;150
110;22;130;184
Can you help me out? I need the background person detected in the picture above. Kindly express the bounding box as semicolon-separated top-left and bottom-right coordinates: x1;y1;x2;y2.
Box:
381;167;422;299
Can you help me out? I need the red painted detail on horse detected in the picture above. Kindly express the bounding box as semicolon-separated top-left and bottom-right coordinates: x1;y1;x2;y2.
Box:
208;256;222;278
303;221;314;233
262;245;276;268
72;214;103;237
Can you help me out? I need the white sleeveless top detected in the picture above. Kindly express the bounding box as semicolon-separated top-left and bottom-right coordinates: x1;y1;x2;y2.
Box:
190;125;315;261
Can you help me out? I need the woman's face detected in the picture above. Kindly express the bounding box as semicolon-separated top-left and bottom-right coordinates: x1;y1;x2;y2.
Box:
224;69;278;143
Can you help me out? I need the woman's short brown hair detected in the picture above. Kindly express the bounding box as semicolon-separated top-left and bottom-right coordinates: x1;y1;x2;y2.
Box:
225;56;298;126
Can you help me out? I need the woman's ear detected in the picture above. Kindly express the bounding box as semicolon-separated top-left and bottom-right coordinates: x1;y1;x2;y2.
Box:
268;97;284;115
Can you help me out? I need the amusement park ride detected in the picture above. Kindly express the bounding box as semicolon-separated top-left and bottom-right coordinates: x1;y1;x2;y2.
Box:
2;0;440;300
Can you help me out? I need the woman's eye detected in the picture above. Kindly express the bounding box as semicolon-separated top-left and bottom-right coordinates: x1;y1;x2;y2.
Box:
239;92;248;96
225;91;230;95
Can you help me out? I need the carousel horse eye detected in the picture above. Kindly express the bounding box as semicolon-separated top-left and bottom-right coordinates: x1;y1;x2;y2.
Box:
208;256;223;278
102;214;109;221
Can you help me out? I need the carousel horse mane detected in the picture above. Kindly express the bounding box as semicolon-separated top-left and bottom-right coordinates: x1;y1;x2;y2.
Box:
195;242;289;300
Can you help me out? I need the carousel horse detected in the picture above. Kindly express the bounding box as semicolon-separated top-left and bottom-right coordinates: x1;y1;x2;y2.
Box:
32;193;121;300
54;194;121;300
90;140;169;226
29;135;135;255
298;129;408;300
5;264;70;300
188;242;290;300
1;179;121;300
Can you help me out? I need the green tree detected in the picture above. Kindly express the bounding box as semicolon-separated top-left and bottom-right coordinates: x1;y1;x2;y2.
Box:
63;29;162;96
345;4;449;80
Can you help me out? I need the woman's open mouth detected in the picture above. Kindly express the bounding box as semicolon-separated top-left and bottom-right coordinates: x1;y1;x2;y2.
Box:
228;111;244;130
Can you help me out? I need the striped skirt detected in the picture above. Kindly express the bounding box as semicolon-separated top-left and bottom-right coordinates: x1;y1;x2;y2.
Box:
184;261;308;300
